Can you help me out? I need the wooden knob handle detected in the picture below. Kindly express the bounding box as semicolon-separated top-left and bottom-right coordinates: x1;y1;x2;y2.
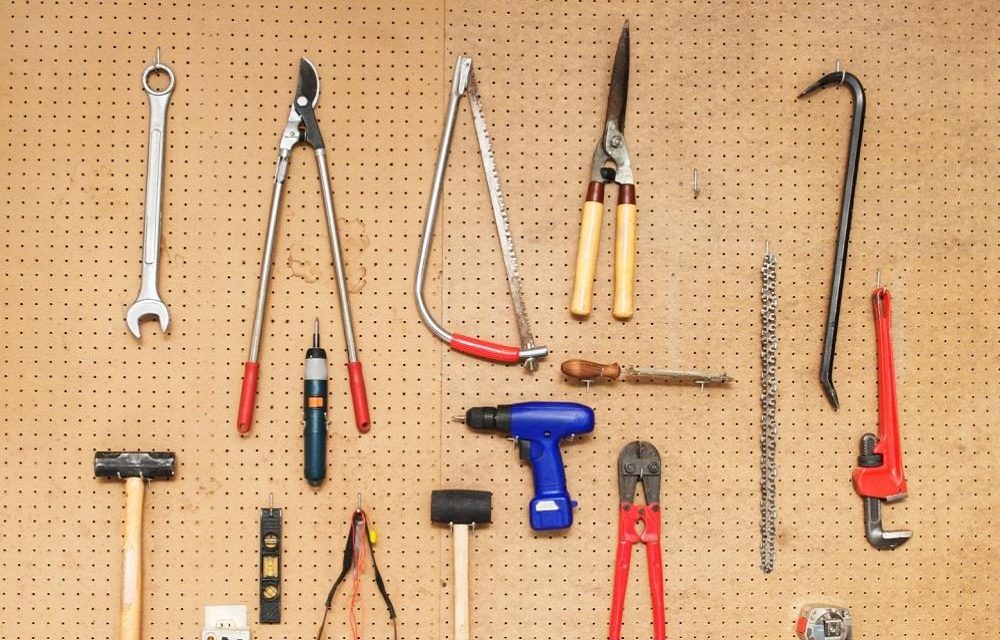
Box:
561;359;621;381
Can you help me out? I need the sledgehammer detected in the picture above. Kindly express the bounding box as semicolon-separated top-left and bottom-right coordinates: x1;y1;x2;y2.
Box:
95;451;176;640
431;489;492;640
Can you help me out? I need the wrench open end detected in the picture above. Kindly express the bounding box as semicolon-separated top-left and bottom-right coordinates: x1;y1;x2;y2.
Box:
126;299;170;339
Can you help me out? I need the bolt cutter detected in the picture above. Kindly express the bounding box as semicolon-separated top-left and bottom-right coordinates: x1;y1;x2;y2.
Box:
609;440;665;640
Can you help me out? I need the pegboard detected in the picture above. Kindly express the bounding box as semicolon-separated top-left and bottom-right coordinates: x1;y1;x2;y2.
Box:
0;0;996;639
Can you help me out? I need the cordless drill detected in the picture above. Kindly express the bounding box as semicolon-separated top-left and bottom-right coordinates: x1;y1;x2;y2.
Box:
462;401;595;530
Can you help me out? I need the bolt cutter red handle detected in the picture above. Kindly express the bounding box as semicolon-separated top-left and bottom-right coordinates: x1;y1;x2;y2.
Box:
853;287;908;500
609;502;665;640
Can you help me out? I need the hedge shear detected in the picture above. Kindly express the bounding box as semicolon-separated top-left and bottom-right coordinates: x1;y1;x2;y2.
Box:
237;58;370;435
571;21;637;320
610;440;665;640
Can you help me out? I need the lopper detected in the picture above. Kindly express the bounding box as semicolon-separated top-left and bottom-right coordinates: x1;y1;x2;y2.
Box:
798;65;866;409
237;59;369;435
571;21;637;320
609;441;665;640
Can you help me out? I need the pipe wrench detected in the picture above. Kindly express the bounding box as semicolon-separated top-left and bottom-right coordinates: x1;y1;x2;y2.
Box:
852;286;912;549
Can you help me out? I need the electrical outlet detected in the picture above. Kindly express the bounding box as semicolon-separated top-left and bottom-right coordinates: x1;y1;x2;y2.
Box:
201;604;251;640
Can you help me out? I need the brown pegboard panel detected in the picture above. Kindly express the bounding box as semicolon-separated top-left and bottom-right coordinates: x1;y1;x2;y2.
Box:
1;1;997;640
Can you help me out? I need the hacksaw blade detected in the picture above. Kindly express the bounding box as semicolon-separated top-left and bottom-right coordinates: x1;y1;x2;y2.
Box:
465;66;537;363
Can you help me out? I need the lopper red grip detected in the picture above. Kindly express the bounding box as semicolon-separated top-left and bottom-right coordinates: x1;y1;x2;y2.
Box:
237;361;259;434
449;333;522;364
346;361;371;433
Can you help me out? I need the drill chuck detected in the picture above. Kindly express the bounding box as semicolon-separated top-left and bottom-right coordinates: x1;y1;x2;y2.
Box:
464;405;511;432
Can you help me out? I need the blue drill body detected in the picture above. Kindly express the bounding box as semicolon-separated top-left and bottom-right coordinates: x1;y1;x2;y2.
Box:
464;401;595;530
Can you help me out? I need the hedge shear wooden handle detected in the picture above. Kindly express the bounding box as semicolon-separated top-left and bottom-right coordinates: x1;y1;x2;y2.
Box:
612;184;636;319
571;182;605;317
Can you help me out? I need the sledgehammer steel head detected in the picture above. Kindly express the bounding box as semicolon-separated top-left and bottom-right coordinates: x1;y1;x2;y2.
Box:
431;490;492;525
94;451;176;479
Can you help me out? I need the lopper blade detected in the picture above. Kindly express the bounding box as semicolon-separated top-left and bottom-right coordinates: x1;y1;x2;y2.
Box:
296;58;320;108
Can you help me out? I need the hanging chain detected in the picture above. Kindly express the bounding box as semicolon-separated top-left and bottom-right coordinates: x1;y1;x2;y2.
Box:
760;244;778;573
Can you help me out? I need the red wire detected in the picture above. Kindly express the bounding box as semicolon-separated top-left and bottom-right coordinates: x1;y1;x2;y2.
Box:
348;510;370;640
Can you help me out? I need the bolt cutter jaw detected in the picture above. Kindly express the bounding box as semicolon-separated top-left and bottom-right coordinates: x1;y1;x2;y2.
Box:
618;440;661;504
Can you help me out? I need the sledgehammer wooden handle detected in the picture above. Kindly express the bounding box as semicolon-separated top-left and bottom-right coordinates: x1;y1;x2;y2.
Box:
120;476;145;640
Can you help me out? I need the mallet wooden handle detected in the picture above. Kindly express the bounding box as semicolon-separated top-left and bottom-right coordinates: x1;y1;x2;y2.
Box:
120;476;145;640
561;359;622;381
571;182;605;317
453;523;470;640
612;184;636;320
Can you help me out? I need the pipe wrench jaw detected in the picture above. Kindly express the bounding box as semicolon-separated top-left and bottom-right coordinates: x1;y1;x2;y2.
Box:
855;427;912;550
863;495;912;550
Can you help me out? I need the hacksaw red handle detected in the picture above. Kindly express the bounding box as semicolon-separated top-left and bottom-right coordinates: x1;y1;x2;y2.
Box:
347;361;371;433
237;361;259;435
449;333;522;364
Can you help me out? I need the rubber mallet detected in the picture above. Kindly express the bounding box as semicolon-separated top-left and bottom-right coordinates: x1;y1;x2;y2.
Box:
94;451;176;640
431;489;492;640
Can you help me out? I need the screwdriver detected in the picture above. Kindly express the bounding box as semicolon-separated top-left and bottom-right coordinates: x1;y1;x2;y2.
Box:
304;318;328;486
561;359;733;387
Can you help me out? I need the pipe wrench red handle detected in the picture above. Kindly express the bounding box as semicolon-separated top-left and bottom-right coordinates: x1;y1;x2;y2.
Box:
853;287;908;500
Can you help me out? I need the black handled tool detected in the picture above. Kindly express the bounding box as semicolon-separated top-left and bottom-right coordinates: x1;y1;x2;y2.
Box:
799;65;866;410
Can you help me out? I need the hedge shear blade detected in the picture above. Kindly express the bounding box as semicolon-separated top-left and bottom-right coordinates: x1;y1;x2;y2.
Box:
609;441;665;640
572;21;637;320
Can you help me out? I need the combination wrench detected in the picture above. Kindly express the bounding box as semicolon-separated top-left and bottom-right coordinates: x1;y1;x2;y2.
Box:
126;50;175;338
